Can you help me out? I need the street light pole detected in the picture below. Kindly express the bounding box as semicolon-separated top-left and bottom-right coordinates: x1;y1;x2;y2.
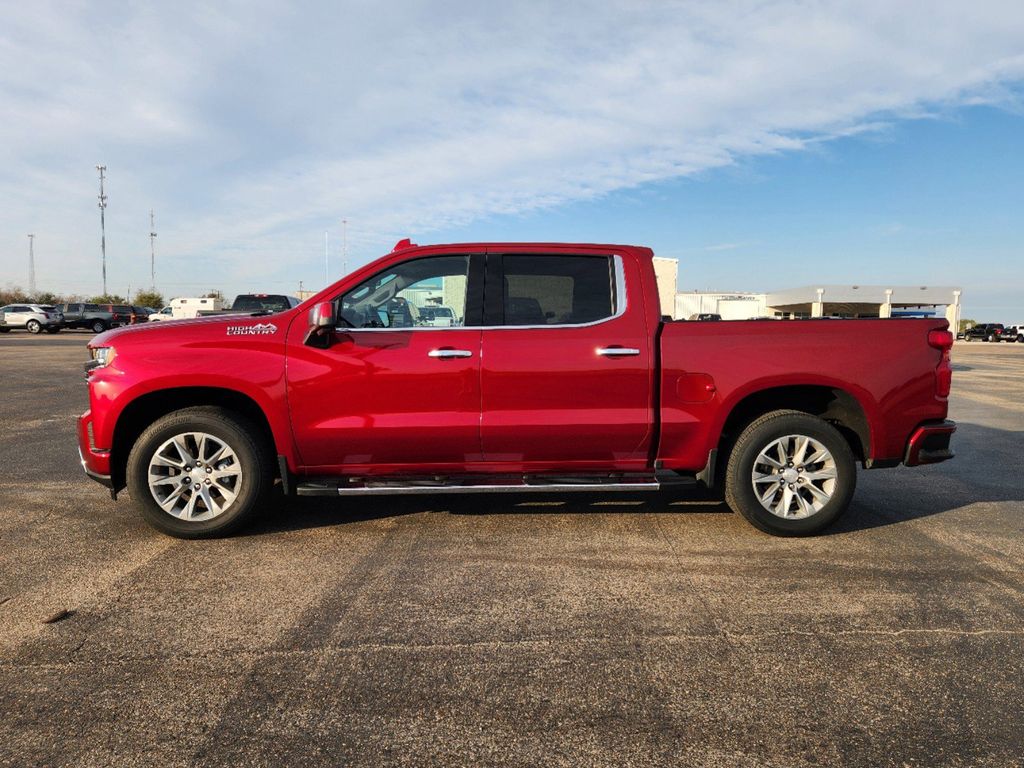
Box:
342;218;348;276
149;209;157;290
96;165;108;296
27;234;36;296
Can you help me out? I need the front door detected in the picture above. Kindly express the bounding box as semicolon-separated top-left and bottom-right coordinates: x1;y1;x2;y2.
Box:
288;253;485;471
479;252;654;470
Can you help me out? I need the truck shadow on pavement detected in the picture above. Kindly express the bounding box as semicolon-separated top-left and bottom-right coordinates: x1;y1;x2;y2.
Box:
244;422;1020;538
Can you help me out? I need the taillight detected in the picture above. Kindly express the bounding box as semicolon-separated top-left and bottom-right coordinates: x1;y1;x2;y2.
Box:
928;329;953;398
928;330;953;350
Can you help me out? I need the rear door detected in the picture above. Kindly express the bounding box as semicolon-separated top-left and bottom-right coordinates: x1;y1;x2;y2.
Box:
7;305;33;327
479;251;654;469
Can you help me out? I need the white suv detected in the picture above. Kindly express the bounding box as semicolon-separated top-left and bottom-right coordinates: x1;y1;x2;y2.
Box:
0;304;65;334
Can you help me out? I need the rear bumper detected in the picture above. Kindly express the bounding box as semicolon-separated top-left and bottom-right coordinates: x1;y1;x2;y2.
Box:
904;420;956;466
78;411;113;486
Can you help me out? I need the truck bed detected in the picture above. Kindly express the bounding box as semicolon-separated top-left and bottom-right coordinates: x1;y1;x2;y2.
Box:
657;318;949;472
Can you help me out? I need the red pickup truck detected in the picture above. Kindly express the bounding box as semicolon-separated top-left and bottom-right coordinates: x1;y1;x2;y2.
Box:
79;241;955;538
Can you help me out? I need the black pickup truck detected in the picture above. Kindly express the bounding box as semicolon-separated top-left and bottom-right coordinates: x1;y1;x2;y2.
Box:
59;303;124;333
196;293;301;317
962;323;1005;342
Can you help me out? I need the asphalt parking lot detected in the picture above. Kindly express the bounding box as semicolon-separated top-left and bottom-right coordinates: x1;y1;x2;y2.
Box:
1;334;1022;767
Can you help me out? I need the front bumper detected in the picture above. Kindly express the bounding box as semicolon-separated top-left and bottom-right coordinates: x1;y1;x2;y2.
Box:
78;410;113;487
904;420;956;466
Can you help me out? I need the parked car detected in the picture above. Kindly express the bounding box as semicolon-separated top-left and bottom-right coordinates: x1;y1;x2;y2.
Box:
0;303;64;334
79;240;956;540
688;313;723;321
417;305;459;326
962;323;1005;342
1003;325;1024;343
130;306;151;323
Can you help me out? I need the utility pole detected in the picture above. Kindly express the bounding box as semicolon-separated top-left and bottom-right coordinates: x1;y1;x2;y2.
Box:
96;165;108;296
149;209;157;290
27;234;36;296
342;218;348;276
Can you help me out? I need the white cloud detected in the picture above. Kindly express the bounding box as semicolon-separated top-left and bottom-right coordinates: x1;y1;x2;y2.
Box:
1;0;1023;295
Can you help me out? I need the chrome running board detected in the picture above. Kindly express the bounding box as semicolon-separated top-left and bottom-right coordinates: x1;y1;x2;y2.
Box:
295;477;663;497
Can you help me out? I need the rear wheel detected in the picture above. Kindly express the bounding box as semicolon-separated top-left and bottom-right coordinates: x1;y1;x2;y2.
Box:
91;319;107;334
0;327;9;333
126;407;274;538
45;327;60;334
987;334;997;342
725;410;856;536
26;320;41;334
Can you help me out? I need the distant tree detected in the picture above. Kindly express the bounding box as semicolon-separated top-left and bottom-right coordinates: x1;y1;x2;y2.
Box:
0;285;29;304
33;291;60;305
959;319;976;333
134;289;165;309
89;294;128;304
205;289;226;302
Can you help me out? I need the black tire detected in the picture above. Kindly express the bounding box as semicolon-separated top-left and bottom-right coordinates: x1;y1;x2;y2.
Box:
724;409;857;536
987;334;996;343
91;319;107;334
26;320;41;334
0;327;9;333
126;406;274;538
46;327;60;334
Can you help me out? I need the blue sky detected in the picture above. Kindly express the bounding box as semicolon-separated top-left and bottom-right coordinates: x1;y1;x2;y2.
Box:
1;1;1023;320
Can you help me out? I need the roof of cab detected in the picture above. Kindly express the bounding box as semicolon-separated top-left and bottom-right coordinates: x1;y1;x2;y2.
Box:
389;239;654;259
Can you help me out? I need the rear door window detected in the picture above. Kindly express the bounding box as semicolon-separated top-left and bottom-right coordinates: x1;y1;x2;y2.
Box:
497;255;614;326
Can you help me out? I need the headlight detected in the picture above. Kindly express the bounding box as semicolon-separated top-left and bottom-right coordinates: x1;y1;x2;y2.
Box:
85;346;116;374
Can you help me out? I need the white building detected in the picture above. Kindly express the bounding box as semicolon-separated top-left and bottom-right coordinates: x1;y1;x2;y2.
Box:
674;283;962;327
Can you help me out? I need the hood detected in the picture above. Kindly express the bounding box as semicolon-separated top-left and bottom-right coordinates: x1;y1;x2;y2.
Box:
88;311;296;348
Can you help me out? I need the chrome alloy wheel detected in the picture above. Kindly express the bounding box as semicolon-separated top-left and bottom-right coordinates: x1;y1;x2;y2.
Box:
147;432;242;521
751;434;838;519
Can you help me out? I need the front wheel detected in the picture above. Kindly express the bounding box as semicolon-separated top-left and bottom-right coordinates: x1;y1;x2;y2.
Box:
26;320;41;334
126;406;274;538
725;410;856;536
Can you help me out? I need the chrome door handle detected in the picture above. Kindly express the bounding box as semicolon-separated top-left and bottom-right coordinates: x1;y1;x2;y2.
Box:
428;348;473;359
597;347;641;357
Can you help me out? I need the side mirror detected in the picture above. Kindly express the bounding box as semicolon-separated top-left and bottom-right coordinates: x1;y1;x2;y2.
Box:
305;301;336;348
310;301;335;328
